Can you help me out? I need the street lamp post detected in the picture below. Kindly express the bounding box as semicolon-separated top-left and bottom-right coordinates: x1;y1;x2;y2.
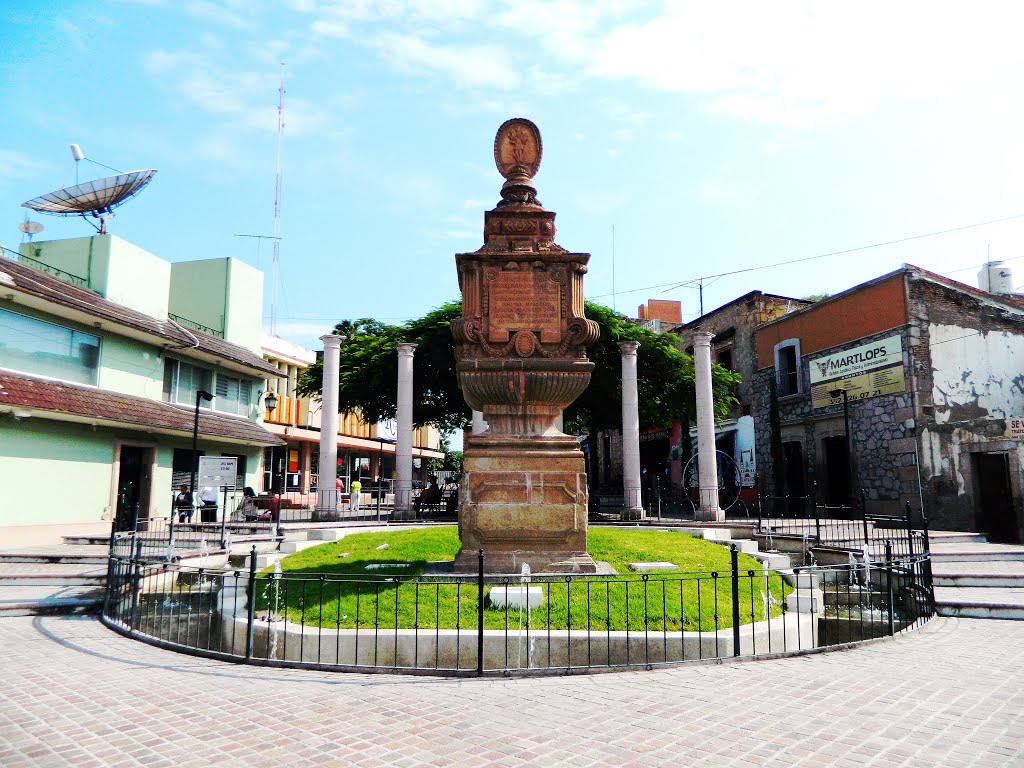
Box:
264;390;279;420
829;387;852;503
377;438;384;521
189;389;214;519
263;389;279;493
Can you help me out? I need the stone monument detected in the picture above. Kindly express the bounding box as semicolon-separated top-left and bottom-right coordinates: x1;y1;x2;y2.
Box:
452;118;600;573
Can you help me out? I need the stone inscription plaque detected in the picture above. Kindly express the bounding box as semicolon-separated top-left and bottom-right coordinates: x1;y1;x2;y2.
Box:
488;271;561;342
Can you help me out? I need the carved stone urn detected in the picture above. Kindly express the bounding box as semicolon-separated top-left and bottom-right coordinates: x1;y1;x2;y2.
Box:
452;119;600;574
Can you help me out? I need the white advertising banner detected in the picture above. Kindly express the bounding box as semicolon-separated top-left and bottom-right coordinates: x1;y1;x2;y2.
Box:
809;334;903;384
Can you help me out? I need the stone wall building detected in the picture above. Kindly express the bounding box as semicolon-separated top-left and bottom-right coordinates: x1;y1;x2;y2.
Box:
752;264;1024;542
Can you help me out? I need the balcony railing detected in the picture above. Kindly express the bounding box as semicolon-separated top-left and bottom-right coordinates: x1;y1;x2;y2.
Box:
168;313;224;339
9;250;89;288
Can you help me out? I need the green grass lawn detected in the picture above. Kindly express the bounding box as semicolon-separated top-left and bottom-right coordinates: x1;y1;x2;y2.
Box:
255;527;789;633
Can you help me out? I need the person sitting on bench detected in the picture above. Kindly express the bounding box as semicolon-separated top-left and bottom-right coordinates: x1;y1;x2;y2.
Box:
414;476;441;513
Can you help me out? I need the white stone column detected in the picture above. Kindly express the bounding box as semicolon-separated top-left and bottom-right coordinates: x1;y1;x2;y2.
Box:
471;410;489;435
394;343;417;518
619;341;644;521
554;411;564;434
317;334;344;519
694;329;724;521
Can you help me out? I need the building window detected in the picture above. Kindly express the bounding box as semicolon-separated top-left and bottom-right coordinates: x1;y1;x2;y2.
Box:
774;339;802;397
163;358;213;406
0;307;100;385
716;346;734;371
215;373;252;416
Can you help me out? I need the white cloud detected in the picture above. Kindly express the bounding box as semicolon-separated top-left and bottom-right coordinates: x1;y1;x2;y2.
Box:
311;0;483;25
195;135;245;165
143;50;328;137
56;19;87;53
184;0;251;29
310;19;349;38
369;34;519;90
584;2;1024;127
601;100;653;127
137;0;1024;132
0;150;45;184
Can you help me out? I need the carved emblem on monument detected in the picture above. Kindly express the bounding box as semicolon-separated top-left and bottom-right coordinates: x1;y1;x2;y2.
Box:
494;118;542;181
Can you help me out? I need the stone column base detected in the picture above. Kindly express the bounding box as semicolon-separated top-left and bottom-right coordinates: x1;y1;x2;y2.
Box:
621;506;645;522
455;433;596;575
314;490;339;522
695;505;725;522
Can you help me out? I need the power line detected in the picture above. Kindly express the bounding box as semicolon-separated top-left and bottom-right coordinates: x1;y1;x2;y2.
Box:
589;212;1024;301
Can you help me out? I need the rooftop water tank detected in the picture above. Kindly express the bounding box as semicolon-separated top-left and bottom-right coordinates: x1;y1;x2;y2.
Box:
978;261;1014;294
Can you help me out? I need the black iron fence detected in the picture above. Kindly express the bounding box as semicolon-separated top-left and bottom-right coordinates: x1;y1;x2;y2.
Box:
102;536;933;676
756;492;931;561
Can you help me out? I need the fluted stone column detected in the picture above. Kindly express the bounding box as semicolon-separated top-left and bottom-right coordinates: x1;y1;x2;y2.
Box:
393;343;417;519
316;334;344;520
619;341;644;521
694;330;724;521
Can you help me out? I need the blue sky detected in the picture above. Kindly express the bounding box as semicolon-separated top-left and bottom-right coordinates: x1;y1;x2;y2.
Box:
3;0;1024;351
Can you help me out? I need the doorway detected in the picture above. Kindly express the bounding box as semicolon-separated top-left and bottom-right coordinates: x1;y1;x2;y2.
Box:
782;441;806;515
973;453;1018;543
115;446;152;532
823;435;851;505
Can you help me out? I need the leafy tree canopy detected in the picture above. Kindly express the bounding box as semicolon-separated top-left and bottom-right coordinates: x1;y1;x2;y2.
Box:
297;301;739;436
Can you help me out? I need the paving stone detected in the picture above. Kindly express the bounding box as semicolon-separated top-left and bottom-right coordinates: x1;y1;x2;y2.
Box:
1;616;1023;766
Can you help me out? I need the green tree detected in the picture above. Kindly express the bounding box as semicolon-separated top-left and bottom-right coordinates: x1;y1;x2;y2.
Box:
298;303;466;433
297;301;739;435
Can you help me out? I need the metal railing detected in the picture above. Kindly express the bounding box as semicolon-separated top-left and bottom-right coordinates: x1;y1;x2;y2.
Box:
101;537;933;676
756;491;931;562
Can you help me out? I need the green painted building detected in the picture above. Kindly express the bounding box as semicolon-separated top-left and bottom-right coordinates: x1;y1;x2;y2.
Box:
0;235;284;543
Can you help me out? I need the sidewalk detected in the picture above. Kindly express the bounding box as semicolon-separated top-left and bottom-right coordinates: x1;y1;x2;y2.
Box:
1;615;1021;767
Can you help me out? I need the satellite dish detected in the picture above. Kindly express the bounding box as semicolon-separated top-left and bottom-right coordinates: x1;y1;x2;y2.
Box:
21;169;157;234
18;220;43;235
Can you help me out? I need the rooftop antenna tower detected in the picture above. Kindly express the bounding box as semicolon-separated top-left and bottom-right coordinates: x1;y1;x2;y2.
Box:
270;63;285;336
611;224;617;311
21;144;156;234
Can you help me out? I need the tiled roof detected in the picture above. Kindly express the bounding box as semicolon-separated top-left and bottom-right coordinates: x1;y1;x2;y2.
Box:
0;370;285;446
0;257;282;377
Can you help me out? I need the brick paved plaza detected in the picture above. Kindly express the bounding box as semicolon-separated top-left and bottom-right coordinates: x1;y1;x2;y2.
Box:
1;616;1021;767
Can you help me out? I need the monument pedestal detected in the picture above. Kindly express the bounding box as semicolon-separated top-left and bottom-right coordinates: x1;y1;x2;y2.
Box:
454;433;597;574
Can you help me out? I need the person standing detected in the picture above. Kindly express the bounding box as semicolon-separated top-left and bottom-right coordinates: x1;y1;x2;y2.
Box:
174;484;193;523
349;478;362;513
198;485;219;523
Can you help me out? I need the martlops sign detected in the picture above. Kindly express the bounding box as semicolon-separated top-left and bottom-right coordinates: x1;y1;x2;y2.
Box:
809;335;903;384
809;334;906;409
